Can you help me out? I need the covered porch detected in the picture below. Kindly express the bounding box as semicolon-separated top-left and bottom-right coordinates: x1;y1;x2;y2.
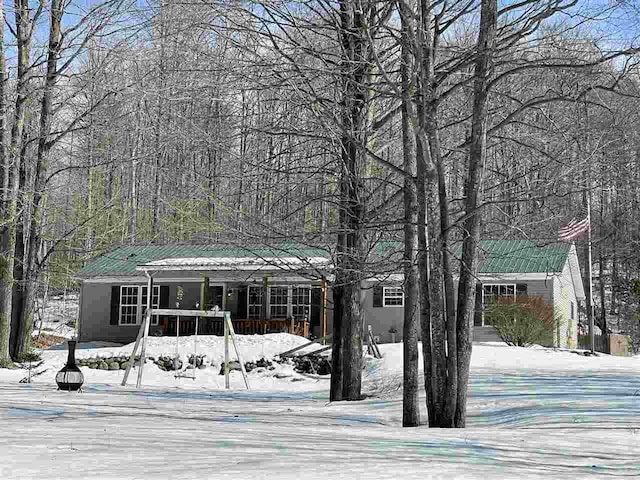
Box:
137;255;330;339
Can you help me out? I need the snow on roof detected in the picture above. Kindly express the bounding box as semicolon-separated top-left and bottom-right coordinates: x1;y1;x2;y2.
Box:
136;256;333;272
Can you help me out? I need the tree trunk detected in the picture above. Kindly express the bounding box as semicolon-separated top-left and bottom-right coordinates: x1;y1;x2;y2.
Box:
454;0;497;428
5;0;32;359
9;135;30;358
330;283;344;401
400;0;420;426
415;0;452;427
18;0;64;357
0;0;9;364
330;0;368;402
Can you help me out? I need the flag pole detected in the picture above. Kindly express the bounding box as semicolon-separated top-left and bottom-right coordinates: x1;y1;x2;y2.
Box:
586;194;595;354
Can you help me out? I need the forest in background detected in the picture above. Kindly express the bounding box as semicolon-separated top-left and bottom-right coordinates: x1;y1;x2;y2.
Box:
1;0;640;426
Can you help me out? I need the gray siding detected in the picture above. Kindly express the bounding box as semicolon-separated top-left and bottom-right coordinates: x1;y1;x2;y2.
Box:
79;282;138;343
79;281;203;344
80;272;576;347
523;280;554;304
80;279;333;343
361;284;404;344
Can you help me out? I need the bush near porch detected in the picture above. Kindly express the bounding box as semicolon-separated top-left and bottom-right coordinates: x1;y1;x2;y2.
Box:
485;296;562;347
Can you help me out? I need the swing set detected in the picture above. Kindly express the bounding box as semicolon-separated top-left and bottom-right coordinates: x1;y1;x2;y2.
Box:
121;275;250;390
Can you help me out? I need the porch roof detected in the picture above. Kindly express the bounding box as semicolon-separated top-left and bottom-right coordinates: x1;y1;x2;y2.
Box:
74;243;331;278
136;256;332;272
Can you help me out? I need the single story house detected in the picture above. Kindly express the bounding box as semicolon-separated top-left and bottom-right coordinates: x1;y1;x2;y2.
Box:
73;240;584;348
73;244;334;344
469;240;585;348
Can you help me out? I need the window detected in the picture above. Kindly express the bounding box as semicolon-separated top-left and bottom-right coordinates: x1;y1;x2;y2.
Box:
270;286;289;319
479;283;527;327
120;285;159;326
248;286;263;320
120;286;139;325
292;287;311;319
246;285;313;319
571;301;574;320
141;286;160;325
383;287;404;307
482;284;515;308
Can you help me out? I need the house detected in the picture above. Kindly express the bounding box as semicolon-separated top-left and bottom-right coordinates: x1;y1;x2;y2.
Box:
73;244;334;344
347;239;585;347
74;239;584;348
468;240;585;347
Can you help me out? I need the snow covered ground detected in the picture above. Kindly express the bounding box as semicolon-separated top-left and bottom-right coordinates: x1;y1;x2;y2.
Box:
1;334;640;479
1;296;640;479
4;333;321;391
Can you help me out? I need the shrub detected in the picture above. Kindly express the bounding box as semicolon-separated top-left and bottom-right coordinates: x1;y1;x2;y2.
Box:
623;313;640;354
16;350;42;363
0;358;15;369
484;296;563;347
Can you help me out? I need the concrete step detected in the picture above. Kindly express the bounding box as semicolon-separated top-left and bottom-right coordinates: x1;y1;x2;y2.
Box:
473;325;503;343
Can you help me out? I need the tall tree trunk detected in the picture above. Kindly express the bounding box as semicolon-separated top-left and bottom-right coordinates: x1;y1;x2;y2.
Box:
330;0;368;402
5;0;32;359
454;0;497;428
0;0;9;364
329;282;344;401
415;0;451;427
400;0;420;427
18;0;64;357
10;133;30;358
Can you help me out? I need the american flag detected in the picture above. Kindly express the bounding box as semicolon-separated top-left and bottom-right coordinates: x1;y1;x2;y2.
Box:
558;211;590;241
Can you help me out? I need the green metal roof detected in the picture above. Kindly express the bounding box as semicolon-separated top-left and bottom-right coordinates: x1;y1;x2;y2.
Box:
77;239;569;278
75;243;331;278
474;240;570;274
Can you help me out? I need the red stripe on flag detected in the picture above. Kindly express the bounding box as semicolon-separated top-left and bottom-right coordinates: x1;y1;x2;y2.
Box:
558;217;590;241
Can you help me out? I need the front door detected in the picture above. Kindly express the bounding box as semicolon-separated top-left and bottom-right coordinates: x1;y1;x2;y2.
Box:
207;285;224;310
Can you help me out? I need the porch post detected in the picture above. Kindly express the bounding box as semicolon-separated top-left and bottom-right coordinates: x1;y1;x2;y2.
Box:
200;276;209;334
320;277;328;344
200;276;209;310
262;275;270;320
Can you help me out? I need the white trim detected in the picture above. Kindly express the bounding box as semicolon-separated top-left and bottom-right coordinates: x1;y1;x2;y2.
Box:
269;285;289;319
567;244;586;300
119;285;160;326
247;285;263;320
82;276;199;284
245;284;313;320
363;274;404;283
136;256;332;271
382;286;404;307
150;308;224;317
291;286;312;320
477;272;559;282
81;275;321;284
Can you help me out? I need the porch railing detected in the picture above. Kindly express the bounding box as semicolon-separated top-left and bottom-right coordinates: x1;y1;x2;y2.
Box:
160;317;309;338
